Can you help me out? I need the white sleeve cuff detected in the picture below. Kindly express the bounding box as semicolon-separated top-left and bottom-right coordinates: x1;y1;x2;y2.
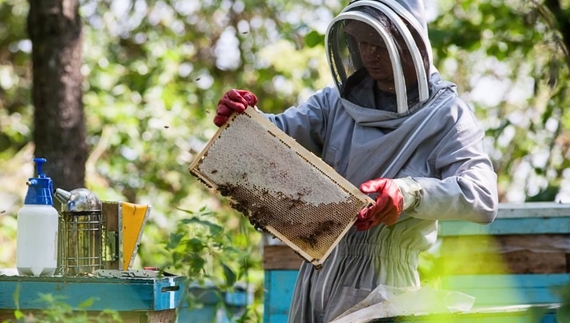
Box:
394;177;422;210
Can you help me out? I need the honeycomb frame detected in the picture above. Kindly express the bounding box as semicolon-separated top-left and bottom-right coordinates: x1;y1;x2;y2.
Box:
189;107;374;269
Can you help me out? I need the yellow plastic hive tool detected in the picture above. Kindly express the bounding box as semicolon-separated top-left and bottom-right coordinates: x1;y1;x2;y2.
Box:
121;202;150;270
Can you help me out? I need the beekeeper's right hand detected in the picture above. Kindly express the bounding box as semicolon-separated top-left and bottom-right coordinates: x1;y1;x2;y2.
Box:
355;177;421;230
214;89;258;127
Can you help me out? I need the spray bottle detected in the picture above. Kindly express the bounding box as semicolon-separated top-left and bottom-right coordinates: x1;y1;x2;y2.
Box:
16;157;59;276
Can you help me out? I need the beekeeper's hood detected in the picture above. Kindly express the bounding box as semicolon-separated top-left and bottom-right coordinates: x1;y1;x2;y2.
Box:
325;0;434;114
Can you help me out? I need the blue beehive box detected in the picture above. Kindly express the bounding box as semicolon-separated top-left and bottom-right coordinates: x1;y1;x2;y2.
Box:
262;202;570;323
177;282;251;323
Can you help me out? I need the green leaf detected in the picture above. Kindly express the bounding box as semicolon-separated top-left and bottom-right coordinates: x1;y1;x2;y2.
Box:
165;232;184;249
177;208;195;215
189;256;206;273
78;297;96;309
208;222;224;236
180;216;223;234
187;238;206;251
180;217;204;225
304;30;324;48
14;310;24;319
12;284;20;309
222;263;237;287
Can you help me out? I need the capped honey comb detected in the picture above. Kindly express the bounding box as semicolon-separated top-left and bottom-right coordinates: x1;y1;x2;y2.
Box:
189;107;374;269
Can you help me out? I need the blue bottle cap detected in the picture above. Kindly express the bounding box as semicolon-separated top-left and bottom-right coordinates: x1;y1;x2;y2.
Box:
24;158;54;206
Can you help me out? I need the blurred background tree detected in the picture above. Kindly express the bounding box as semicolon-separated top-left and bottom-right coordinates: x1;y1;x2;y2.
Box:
28;0;88;193
0;0;569;319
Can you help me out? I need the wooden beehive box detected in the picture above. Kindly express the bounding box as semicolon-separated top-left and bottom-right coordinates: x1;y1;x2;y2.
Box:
437;203;570;275
189;107;373;269
435;203;570;307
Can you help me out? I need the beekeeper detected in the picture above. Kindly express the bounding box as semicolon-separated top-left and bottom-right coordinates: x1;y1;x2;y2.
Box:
213;0;498;322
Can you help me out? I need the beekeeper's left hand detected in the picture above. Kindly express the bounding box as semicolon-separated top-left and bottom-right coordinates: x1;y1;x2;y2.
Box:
355;177;421;230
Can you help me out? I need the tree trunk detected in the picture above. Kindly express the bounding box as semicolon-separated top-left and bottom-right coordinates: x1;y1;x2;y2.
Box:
544;0;570;66
27;0;87;192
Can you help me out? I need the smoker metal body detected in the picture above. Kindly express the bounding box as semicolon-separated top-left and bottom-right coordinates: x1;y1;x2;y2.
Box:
59;210;104;275
56;188;104;276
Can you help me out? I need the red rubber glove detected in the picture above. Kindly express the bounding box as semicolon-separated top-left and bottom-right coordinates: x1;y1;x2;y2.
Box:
213;89;258;127
355;178;404;230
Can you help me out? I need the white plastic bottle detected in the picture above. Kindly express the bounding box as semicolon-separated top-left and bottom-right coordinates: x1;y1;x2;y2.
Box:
16;158;59;277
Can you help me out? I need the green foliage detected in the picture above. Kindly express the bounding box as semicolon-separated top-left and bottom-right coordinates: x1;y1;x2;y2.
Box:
5;291;122;323
549;282;570;322
0;0;32;155
165;206;261;280
161;206;262;321
429;0;570;202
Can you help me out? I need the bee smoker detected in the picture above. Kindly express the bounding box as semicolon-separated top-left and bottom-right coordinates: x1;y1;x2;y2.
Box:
55;188;104;276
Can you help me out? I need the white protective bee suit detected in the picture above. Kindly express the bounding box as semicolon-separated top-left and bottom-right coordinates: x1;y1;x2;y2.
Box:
263;0;499;322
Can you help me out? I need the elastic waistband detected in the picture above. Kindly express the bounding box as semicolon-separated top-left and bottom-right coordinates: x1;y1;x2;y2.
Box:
337;242;420;265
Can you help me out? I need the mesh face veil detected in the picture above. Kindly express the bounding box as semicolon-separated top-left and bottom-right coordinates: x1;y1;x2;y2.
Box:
325;0;430;114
